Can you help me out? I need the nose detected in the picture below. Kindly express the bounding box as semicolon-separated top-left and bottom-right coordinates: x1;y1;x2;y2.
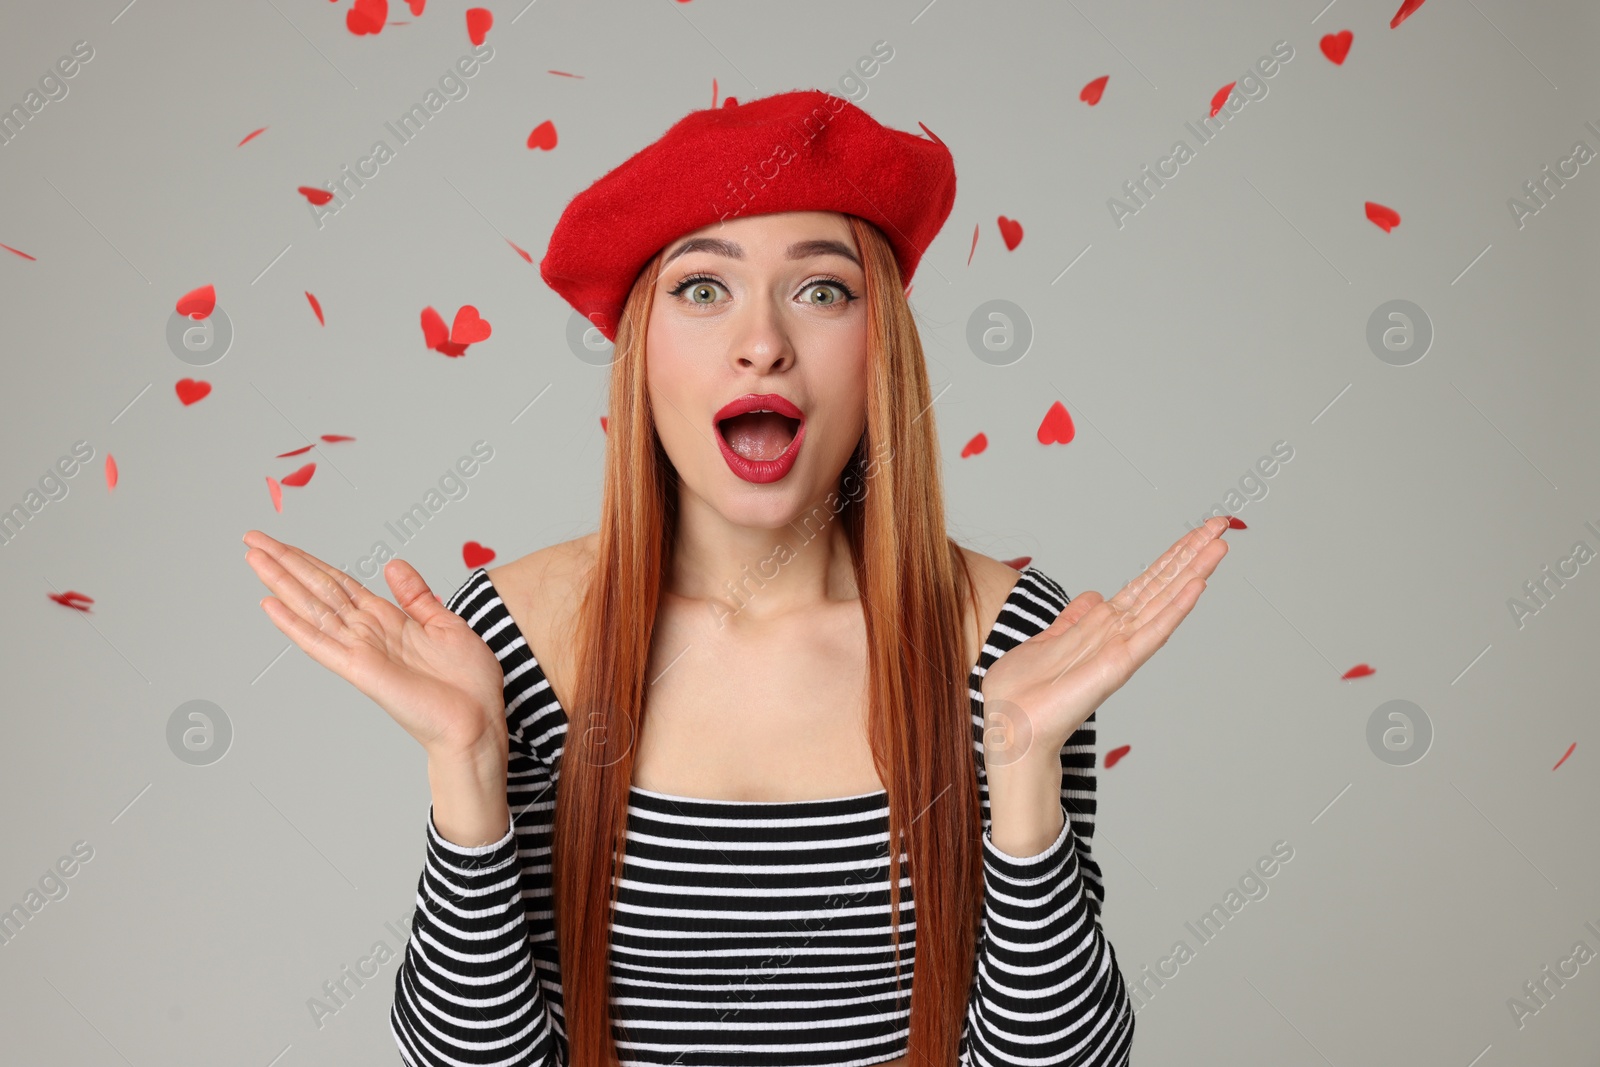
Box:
731;297;795;375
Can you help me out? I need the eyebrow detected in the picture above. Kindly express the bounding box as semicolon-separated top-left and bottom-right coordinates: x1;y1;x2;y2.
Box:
662;236;861;269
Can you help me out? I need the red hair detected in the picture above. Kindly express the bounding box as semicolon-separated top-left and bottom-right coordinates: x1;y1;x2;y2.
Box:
552;214;984;1065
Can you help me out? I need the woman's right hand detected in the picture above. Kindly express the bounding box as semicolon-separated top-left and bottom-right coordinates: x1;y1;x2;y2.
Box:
242;530;508;762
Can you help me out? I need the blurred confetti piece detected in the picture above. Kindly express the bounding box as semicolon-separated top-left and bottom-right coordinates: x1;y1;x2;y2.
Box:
298;185;334;206
238;126;268;146
1037;401;1075;444
463;540;496;568
321;434;356;443
1390;0;1427;28
306;290;325;325
347;0;387;35
1001;556;1032;570
1320;30;1353;64
967;222;979;266
3;242;38;260
175;379;211;405
997;215;1024;251
1105;744;1131;769
960;432;988;458
1553;742;1576;770
1210;82;1236;118
267;476;283;513
1080;75;1108;105
106;454;118;490
280;463;316;488
466;6;493;46
48;591;94;612
176;283;215;320
507;238;532;263
1365;201;1401;232
527;119;557;151
1342;663;1375;679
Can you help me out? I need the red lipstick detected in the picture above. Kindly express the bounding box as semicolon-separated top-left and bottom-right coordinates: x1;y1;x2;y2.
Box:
713;393;806;484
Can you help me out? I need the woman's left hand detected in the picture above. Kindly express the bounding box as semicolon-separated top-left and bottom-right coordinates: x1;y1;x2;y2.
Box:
982;516;1231;765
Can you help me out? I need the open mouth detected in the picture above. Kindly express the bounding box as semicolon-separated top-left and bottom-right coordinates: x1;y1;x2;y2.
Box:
716;411;802;462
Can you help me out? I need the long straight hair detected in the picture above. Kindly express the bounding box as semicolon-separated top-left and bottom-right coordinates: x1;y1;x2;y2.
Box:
551;213;984;1066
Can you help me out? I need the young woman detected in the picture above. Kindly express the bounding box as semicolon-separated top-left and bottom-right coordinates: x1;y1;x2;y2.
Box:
243;89;1227;1067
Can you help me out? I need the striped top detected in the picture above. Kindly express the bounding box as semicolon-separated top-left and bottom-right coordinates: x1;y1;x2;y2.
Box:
391;564;1134;1067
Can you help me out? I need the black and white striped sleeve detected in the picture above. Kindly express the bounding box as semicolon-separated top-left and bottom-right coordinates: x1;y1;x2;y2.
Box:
963;567;1134;1067
390;569;565;1067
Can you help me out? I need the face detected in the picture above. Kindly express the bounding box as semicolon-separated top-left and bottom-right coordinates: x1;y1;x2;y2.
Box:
645;210;869;529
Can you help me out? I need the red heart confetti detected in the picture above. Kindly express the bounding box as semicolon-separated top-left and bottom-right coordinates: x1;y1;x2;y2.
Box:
176;283;215;320
278;444;314;458
1080;75;1109;105
298;185;334;206
723;96;739;108
966;222;979;266
421;306;448;350
175;379;211;405
2;242;37;260
1341;663;1375;680
1553;742;1576;771
408;0;425;14
1320;30;1353;64
238;126;268;146
1001;556;1032;570
463;541;496;568
1365;201;1401;232
507;238;532;263
280;463;316;488
549;69;583;78
48;591;95;612
526;120;558;151
1227;516;1247;529
1390;0;1427;28
1104;744;1131;769
960;432;988;458
600;415;608;433
322;434;356;443
267;476;283;513
1037;401;1075;445
305;291;325;326
347;0;387;35
997;215;1024;251
450;305;491;345
106;454;118;490
1210;82;1236;118
466;6;493;46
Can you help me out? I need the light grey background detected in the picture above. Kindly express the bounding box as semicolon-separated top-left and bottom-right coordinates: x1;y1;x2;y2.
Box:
2;1;1597;1064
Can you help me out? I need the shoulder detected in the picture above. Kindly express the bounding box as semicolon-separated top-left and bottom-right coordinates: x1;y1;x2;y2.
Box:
955;547;1070;666
480;532;598;691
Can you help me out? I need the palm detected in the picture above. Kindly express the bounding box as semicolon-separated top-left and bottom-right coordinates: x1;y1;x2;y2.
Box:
983;517;1230;757
243;530;506;756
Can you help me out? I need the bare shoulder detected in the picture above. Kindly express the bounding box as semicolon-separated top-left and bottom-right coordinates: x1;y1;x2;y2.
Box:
483;532;599;696
955;546;1030;665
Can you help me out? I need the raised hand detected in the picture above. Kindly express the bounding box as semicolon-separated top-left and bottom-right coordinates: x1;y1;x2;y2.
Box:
242;530;507;760
983;516;1230;762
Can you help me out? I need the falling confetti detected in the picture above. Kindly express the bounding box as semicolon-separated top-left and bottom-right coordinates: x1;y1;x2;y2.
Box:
462;541;496;568
1320;31;1353;64
1390;0;1427;29
1080;75;1109;105
450;305;491;345
238;126;269;146
997;215;1024;251
1104;744;1131;769
1341;663;1375;680
1;242;37;260
1037;401;1075;445
1001;556;1032;570
280;463;316;488
465;6;493;46
305;290;325;325
526;120;557;151
507;238;533;263
1553;742;1576;771
267;476;283;513
298;185;334;206
1365;201;1401;232
960;432;988;458
966;222;979;266
175;379;211;405
176;283;215;320
1209;82;1236;118
48;591;94;612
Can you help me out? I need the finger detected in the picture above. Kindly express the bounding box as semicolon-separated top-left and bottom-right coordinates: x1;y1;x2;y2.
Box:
381;557;456;629
1126;536;1227;627
1110;518;1225;614
245;541;354;638
253;531;407;631
258;594;353;676
1120;575;1208;669
1044;591;1102;635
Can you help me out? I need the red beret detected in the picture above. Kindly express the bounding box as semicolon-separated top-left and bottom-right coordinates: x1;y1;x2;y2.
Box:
539;88;956;343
